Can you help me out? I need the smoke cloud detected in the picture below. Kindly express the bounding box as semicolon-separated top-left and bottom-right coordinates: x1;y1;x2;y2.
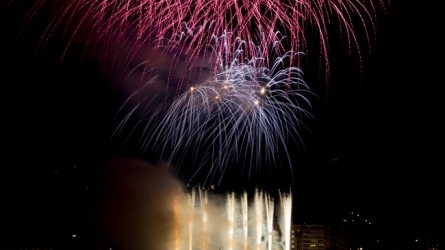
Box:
92;157;183;249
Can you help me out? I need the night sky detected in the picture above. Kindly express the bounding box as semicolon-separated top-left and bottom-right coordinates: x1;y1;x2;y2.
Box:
1;1;442;249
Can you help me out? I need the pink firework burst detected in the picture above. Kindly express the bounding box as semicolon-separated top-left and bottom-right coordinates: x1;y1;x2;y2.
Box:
16;0;388;94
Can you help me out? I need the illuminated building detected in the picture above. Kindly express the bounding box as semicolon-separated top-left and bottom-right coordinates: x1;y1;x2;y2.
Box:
291;225;325;250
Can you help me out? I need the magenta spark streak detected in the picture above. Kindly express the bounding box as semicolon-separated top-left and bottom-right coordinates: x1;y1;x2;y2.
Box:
23;0;388;94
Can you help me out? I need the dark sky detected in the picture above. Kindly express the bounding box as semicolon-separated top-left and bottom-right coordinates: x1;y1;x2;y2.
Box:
1;1;442;249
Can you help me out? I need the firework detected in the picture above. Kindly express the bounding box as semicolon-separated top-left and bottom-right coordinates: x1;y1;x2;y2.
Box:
15;0;388;92
116;32;313;184
8;0;389;182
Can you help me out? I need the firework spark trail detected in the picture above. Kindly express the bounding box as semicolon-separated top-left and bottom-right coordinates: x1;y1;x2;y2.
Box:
130;33;313;183
16;0;388;92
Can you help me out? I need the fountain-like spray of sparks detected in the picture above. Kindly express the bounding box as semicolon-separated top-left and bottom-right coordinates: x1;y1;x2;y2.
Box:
227;192;236;250
266;194;275;250
280;190;293;250
187;189;195;250
241;191;249;250
255;189;265;249
199;188;209;250
171;188;292;250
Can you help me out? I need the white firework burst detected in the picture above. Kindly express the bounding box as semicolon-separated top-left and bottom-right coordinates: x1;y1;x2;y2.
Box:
115;32;314;184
